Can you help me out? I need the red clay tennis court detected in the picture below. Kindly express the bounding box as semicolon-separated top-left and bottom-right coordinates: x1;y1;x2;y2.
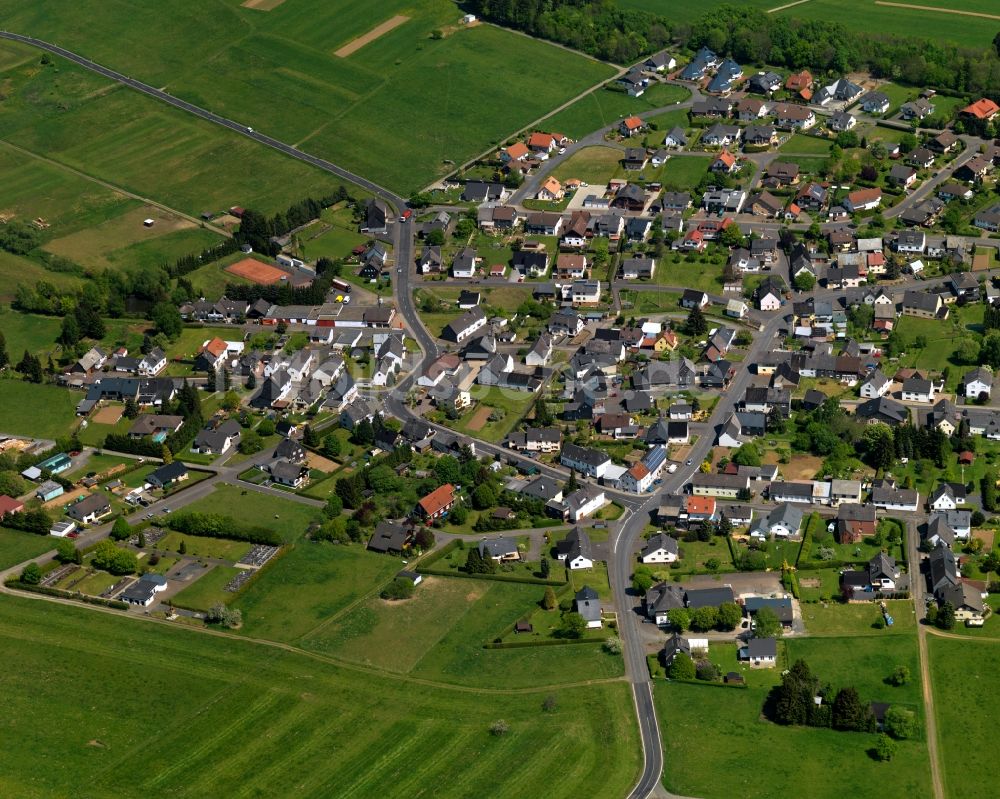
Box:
225;257;287;284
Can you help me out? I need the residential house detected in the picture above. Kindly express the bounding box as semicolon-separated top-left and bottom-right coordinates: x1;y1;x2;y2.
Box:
560;442;611;479
844;188;882;213
66;494;112;524
442;307;487;344
773;103;816;129
964;367;993;400
620;257;656;280
837;503;876;544
557;527;595;570
641;533;680;564
574;586;602;628
740;637;777;668
416;484;456;520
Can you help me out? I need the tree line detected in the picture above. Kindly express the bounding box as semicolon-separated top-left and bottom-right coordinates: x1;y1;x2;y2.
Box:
233;186;354;256
471;1;1000;100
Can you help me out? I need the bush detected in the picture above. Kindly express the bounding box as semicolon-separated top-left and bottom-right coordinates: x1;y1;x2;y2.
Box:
695;659;719;682
602;635;622;655
668;652;696;680
489;719;510;737
167;512;282;546
205;603;242;629
883;706;916;740
91;540;138;575
20;563;42;585
873;733;897;761
886;665;910;686
381;577;415;600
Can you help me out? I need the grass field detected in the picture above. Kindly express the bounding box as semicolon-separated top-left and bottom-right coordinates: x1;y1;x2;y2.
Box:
155;532;252;562
800;599;916;635
553;146;626;185
0;1;616;194
0;528;55;570
0;379;79;439
657;630;932;799
176;485;321;543
543;83;691;140
0;595;640;798
452;387;537;443
928;635;1000;799
233;542;401;643
303;574;625;688
169;564;244;611
0;308;63;361
779;134;833;155
659;156;712;190
654;254;725;293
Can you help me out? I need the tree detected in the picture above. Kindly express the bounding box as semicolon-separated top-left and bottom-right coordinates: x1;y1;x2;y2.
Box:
533;398;554;426
769;659;820;726
205;603;242;628
862;423;895;472
221;390;240;412
122;397;140;420
247;373;257;390
689;605;718;632
239;429;263;454
899;133;917;154
322;433;343;458
874;733;897;762
631;564;655;593
832;686;874;731
20;562;42;585
58;314;80;347
381;577;415;600
954;337;981;365
414;527;435;550
560;611;587;639
110;516;131;541
753;607;783;639
884;706;916;740
55;538;78;564
178;539;187;555
472;482;497;510
720;224;746;249
151;302;183;339
160;444;173;464
667;607;690;632
695;659;719;681
684;305;707;336
794;271;816;292
603;635;622;655
464;547;496;575
542;586;558;610
668;652;696;680
303;424;319;448
564;468;578;494
0;329;7;369
539;556;550;579
716;601;741;631
90;540;138;575
257;418;276;436
936;601;956;630
886;665;910;687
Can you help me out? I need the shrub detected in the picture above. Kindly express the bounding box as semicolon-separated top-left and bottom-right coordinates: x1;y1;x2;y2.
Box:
205;603;242;629
489;719;510;737
380;577;415;600
20;563;42;585
602;635;622;655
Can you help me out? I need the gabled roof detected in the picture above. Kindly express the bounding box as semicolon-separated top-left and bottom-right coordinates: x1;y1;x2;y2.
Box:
418;483;455;516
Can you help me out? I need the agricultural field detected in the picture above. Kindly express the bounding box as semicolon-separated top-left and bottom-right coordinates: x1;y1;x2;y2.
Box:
0;46;349;216
543;83;691;140
928;635;1000;799
0;0;615;194
0;379;79;439
0;595;640;798
657;632;932;799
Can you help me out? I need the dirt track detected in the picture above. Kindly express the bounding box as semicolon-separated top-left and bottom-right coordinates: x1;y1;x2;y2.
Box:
334;15;409;58
874;1;1000;21
240;0;288;10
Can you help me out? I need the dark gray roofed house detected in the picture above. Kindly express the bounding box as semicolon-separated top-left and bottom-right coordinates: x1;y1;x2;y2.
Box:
368;520;410;554
685;585;736;609
574;586;602;626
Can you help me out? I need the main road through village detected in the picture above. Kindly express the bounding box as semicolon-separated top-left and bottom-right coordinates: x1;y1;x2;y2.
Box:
0;29;986;799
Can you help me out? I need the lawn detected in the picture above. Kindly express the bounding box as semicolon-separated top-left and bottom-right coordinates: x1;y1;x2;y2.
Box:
657;633;932;799
543;83;691;140
0;308;63;361
233;542;402;643
169;564;244;612
0;595;640;798
626;290;682;314
0;0;616;194
155;532;252;562
176;484;321;543
303;575;626;689
928;635;1000;799
0;379;79;439
0;527;56;571
552;146;625;186
65;453;135;481
569;562;612;602
297;204;368;262
800;599;916;636
658;156;712;190
653;253;725;292
452;387;537;444
779;133;833;155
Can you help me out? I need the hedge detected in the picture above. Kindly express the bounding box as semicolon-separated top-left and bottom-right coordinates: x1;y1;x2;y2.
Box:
6;580;129;610
483;637;606;650
416;566;566;587
166;512;282;546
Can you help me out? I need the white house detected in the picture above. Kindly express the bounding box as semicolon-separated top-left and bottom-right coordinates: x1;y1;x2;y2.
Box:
641;533;679;564
741;637;777;668
560;443;611;478
565;487;606;522
901;377;935;403
859;370;891;399
965;367;993;400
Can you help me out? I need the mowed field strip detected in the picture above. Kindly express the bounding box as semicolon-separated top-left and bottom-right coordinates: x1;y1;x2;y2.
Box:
241;0;288;9
874;0;1000;19
335;15;410;57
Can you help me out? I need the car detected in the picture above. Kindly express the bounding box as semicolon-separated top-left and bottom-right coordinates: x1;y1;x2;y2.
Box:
667;464;678;474
146;512;154;518
685;459;693;466
246;126;253;132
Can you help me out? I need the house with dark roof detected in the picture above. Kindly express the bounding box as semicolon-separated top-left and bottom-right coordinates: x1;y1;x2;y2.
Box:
574;586;602;628
646;581;686;624
147;461;189;489
368;520;411;554
556;527;594;570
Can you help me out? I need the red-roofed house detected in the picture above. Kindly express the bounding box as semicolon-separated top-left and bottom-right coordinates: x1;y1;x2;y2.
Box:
527;132;557;152
785;70;813;99
503;142;530;162
961;99;1000;121
196;337;229;371
0;495;24;518
536;177;564;201
620;116;644;137
680;228;706;252
844;188;882;213
684;495;717;522
621;462;652;493
417;483;456;520
711;149;738;173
